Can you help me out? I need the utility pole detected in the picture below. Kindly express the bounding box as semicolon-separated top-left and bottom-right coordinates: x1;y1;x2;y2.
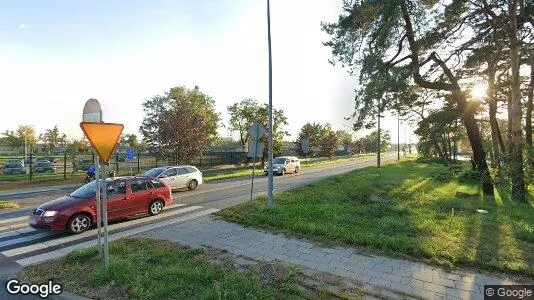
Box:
397;108;400;161
377;104;381;168
266;0;274;209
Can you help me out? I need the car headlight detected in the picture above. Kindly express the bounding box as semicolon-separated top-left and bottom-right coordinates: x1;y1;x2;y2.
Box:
43;211;57;217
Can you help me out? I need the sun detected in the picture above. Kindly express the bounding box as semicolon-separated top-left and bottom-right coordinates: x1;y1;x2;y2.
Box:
471;83;487;99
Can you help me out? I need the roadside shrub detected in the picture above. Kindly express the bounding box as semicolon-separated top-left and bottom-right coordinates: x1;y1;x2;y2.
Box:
431;165;465;182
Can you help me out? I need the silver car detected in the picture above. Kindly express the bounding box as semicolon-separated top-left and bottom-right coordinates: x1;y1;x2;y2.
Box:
264;156;300;176
142;165;203;191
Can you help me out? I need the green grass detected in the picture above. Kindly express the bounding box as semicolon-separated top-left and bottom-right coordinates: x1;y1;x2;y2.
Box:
203;154;376;182
216;158;534;277
0;200;19;210
23;238;307;300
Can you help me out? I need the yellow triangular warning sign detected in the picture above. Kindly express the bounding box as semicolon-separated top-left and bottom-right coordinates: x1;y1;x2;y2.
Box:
80;122;124;165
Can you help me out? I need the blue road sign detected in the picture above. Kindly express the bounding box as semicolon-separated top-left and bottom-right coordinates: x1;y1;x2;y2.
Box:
125;148;135;160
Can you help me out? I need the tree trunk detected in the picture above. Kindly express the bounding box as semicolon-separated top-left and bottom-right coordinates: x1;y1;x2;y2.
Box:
508;0;526;202
434;141;447;166
399;0;493;195
526;56;533;147
487;59;502;172
526;56;534;172
457;93;494;195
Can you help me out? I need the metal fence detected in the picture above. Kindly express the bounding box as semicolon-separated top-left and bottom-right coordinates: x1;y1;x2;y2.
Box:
0;148;360;183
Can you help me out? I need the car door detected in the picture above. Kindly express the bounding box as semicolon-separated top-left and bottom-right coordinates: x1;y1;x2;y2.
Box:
105;179;129;220
285;158;292;172
158;168;178;189
174;167;189;188
129;178;153;215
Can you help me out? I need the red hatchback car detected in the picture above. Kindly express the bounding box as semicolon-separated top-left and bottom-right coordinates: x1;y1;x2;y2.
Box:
29;176;173;234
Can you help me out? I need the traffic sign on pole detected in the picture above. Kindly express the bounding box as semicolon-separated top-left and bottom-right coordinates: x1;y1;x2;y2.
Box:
248;122;267;140
80;98;122;271
80;122;124;165
301;139;310;154
247;141;263;158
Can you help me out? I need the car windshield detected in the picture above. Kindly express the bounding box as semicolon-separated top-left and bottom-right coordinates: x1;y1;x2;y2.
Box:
273;158;286;164
5;163;22;168
143;167;166;178
69;179;106;198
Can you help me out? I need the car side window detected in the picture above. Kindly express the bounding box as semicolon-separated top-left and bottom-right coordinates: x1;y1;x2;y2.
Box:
131;179;150;193
107;181;126;197
185;167;197;173
163;168;177;177
176;168;188;175
150;179;164;188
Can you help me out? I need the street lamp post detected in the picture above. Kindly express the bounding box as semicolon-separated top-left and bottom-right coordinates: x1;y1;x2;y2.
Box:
266;0;274;209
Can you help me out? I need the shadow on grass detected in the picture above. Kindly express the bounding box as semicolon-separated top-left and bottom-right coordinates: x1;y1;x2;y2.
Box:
217;159;534;277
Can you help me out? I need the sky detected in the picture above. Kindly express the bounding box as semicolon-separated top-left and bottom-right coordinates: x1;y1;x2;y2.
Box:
0;0;415;144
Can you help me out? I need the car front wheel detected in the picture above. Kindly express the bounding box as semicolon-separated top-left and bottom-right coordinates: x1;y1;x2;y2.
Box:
68;214;91;234
294;166;300;173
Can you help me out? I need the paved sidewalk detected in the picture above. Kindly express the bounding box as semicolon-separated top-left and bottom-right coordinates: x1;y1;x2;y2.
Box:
139;216;532;300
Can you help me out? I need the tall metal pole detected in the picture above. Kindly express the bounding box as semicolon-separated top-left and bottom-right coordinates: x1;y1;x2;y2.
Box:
250;140;257;202
267;0;274;209
397;109;400;161
102;164;109;269
377;106;381;167
95;160;102;256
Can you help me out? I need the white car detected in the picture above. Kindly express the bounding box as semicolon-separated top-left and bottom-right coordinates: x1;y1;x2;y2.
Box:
264;156;300;176
142;165;203;191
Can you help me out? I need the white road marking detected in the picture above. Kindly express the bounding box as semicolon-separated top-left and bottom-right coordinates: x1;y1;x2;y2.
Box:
0;231;56;248
16;208;220;266
0;228;35;239
0;223;28;232
2;205;203;257
0;216;28;225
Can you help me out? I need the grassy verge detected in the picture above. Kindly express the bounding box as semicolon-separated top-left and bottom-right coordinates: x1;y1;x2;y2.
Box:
0;176;84;191
0;200;20;210
22;238;315;299
216;158;534;277
203;154;376;182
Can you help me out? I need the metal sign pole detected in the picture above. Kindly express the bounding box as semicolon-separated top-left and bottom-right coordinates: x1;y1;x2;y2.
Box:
95;160;102;256
102;164;109;269
250;139;257;202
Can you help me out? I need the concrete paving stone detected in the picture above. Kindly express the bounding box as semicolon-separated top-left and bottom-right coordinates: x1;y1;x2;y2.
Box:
412;287;440;300
411;268;434;283
381;259;402;270
423;281;447;294
353;274;373;284
300;253;324;263
325;253;342;262
369;276;391;288
299;260;320;270
389;282;414;295
378;273;403;285
402;278;425;290
390;267;412;277
373;264;394;274
453;280;478;293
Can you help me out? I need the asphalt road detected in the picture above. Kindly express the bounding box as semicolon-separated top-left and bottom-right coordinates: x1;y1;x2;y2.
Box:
0;153;397;299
